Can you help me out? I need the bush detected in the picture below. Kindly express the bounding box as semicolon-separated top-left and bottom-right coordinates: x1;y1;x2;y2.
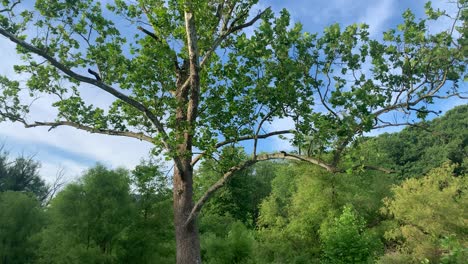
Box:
319;205;380;264
202;218;255;264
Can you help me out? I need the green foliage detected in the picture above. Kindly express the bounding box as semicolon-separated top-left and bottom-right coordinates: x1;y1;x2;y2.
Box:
0;0;464;159
381;163;467;263
358;105;468;179
195;147;252;223
376;252;414;264
319;205;379;264
195;148;277;263
0;150;48;201
255;164;316;263
119;160;175;263
196;147;278;226
37;165;134;263
255;161;391;263
201;217;255;264
33;162;175;264
439;235;468;264
0;191;45;264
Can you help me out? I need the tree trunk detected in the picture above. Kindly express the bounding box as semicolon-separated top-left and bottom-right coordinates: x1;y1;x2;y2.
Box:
173;8;201;262
173;162;201;264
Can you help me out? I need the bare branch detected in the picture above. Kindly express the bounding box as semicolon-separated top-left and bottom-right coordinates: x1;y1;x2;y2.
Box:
0;0;20;13
373;70;449;118
3;114;155;142
407;106;441;116
186;154;263;226
42;167;67;206
281;152;338;172
431;93;468;100
448;3;462;47
87;68;101;81
201;7;270;68
137;26;160;42
317;66;340;119
190;129;293;166
373;118;431;132
358;165;394;174
186;151;336;225
253;111;274;159
186;150;396;225
231;8;270;33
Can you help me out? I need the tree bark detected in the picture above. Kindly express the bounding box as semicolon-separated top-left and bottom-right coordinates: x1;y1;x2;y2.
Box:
169;6;203;263
173;162;201;264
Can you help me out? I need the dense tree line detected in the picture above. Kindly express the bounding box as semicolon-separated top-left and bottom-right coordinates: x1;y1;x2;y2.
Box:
1;105;466;263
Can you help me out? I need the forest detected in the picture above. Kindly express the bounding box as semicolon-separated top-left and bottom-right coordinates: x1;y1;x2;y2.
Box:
0;0;467;263
1;104;467;263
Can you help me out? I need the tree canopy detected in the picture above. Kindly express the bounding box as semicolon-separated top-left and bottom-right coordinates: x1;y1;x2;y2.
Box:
0;149;49;201
0;191;45;264
381;163;467;263
0;0;466;262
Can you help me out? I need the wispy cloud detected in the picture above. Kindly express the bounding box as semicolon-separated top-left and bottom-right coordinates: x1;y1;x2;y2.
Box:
357;0;395;37
0;122;153;179
265;117;295;152
0;40;153;182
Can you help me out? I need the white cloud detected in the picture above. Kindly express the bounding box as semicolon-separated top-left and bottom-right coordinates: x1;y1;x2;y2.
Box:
0;122;153;170
266;117;295;152
0;37;153;182
263;0;396;36
358;0;395;37
40;160;87;184
425;1;461;36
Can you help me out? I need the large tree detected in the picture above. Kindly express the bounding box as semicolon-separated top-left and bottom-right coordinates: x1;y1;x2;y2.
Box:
0;0;466;262
0;149;49;201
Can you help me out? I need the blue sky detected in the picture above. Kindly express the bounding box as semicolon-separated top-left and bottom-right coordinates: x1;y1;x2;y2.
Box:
0;0;465;183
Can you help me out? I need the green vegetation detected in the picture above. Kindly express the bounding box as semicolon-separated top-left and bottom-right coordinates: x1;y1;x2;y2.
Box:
381;164;467;263
0;191;45;263
319;205;378;264
0;150;48;201
1;105;466;263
